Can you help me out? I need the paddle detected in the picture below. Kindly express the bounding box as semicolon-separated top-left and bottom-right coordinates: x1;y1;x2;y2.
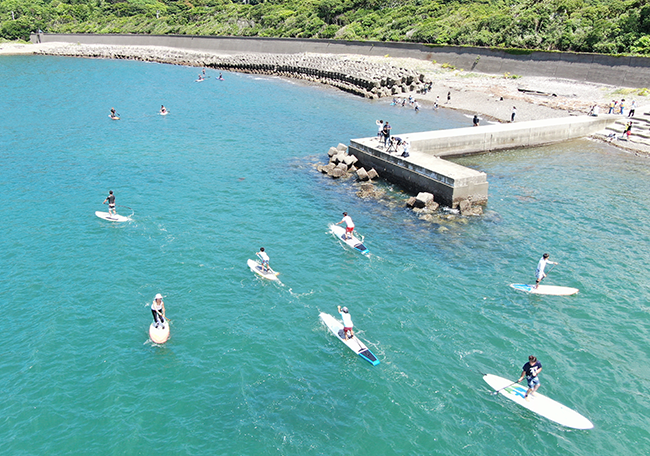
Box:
490;380;520;395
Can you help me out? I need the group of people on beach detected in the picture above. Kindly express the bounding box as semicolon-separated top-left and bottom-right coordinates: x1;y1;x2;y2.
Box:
608;99;637;116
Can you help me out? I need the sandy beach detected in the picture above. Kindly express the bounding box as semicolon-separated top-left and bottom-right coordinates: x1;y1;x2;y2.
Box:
3;41;647;152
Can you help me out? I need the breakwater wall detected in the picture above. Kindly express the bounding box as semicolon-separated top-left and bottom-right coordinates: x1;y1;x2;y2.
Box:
33;33;650;88
29;41;428;99
349;114;615;205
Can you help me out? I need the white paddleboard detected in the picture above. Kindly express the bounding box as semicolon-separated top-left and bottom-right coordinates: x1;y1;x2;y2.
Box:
329;224;368;254
160;111;168;116
319;312;379;366
484;374;593;429
149;321;170;344
109;115;120;120
95;211;129;222
510;284;579;295
247;259;280;281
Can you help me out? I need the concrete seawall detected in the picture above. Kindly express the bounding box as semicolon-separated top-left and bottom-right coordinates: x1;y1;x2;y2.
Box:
33;33;650;88
349;114;616;206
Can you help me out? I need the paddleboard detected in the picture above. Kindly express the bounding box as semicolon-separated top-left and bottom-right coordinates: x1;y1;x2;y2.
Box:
483;374;593;429
329;224;368;254
95;211;129;222
247;259;280;281
319;312;379;366
510;284;579;296
160;111;168;116
109;115;120;120
149;321;170;344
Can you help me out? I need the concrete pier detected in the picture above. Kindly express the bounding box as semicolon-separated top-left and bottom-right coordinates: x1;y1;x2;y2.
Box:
349;114;617;206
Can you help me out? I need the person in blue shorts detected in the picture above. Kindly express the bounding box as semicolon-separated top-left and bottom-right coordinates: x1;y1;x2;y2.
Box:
517;355;543;400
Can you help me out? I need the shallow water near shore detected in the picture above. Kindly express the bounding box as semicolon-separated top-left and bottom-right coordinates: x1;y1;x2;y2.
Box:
1;55;649;455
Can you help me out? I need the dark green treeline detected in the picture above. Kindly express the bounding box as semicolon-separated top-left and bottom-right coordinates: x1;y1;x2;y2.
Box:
2;0;650;55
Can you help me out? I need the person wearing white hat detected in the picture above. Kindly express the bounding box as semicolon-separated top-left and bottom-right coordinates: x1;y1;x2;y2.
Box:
151;293;166;329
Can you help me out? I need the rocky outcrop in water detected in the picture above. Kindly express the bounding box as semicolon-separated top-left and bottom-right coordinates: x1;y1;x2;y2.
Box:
36;43;428;99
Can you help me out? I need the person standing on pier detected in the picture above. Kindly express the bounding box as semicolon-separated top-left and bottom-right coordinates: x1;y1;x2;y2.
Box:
376;120;384;143
382;121;392;148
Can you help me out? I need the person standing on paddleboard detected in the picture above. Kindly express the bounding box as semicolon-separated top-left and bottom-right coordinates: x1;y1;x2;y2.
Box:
338;306;354;340
103;190;116;217
535;253;558;289
517;355;543;400
151;293;166;329
336;212;355;240
257;247;270;272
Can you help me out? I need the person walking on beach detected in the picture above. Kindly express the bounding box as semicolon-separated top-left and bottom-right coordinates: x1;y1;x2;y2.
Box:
517;355;543;400
151;293;166;329
103;190;116;217
511;106;517;122
336;212;355;240
338;305;354;340
257;247;270;272
535;253;558;289
628;100;637;118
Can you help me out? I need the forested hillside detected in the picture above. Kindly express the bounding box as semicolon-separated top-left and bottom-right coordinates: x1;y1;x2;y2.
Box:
2;0;650;55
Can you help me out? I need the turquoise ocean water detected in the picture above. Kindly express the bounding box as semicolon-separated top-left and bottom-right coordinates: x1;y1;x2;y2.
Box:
1;55;649;455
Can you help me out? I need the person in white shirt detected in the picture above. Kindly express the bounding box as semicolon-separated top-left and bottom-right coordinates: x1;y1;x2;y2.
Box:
335;212;355;240
338;305;354;340
257;247;270;272
535;253;558;289
151;293;166;329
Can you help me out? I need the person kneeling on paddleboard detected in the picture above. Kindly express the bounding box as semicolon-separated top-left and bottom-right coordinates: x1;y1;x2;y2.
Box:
151;293;166;329
535;253;558;289
257;247;270;272
336;212;355;240
103;190;116;217
517;355;543;400
338;306;354;340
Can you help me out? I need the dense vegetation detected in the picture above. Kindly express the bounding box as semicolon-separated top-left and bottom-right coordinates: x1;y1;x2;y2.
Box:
2;0;650;55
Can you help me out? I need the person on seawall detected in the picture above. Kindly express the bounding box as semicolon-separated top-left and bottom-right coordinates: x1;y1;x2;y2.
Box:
401;138;410;158
511;106;517;122
376;120;384;143
619;99;625;116
338;305;354;340
335;212;354;240
103;190;116;217
257;247;270;272
382;121;392;148
473;114;480;126
535;253;558;289
151;293;166;329
517;355;543;400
